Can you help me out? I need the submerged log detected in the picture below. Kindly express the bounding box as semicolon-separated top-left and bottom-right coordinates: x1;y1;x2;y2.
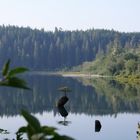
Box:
95;120;102;132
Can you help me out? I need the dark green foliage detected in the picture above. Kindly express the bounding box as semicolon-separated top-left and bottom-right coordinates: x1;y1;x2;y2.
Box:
8;67;29;77
0;128;9;134
16;132;24;140
17;110;74;140
0;25;140;70
73;45;140;76
2;59;10;76
21;110;41;133
125;60;137;74
124;53;138;61
0;60;30;89
1;77;30;89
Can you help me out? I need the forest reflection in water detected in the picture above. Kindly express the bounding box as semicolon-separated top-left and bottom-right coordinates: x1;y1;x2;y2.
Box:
0;73;139;140
0;74;139;116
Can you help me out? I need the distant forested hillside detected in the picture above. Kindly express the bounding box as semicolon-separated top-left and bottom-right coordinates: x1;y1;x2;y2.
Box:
72;45;140;76
0;25;140;70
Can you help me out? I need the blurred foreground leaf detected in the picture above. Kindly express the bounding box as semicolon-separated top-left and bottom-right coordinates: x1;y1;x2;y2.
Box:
2;59;10;76
8;67;29;77
17;110;74;140
0;77;30;90
0;128;10;134
21;110;41;132
0;60;30;90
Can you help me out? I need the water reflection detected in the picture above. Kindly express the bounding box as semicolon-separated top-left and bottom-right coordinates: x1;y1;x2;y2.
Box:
0;74;139;117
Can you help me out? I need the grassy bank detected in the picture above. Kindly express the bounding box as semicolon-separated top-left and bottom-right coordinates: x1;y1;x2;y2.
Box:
60;71;140;85
115;75;140;84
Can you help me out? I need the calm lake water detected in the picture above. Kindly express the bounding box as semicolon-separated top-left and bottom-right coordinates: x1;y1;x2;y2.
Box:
0;73;140;140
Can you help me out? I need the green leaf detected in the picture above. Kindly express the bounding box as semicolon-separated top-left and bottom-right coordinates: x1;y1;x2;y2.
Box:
0;77;30;90
31;133;45;140
16;132;25;140
42;126;57;135
21;110;41;133
2;59;10;76
0;128;10;134
17;126;27;133
8;67;29;77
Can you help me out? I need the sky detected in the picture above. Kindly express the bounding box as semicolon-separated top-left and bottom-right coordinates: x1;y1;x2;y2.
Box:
0;0;140;32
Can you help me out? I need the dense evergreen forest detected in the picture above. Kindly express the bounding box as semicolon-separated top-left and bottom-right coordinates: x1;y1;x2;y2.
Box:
0;25;140;71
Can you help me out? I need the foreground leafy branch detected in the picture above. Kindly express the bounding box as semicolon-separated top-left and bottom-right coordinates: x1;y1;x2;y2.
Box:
0;59;30;89
16;110;74;140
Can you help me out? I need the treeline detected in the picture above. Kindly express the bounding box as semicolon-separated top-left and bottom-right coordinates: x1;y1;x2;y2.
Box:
73;43;140;76
0;25;140;70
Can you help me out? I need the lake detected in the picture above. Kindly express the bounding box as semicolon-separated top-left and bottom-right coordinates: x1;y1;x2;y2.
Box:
0;73;139;140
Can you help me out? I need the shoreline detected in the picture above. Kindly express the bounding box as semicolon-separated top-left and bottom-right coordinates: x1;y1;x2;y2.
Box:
26;71;140;84
58;72;110;78
26;71;111;78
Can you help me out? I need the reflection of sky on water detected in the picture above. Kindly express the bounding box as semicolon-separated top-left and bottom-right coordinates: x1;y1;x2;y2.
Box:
0;112;139;140
29;112;140;140
0;115;26;139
